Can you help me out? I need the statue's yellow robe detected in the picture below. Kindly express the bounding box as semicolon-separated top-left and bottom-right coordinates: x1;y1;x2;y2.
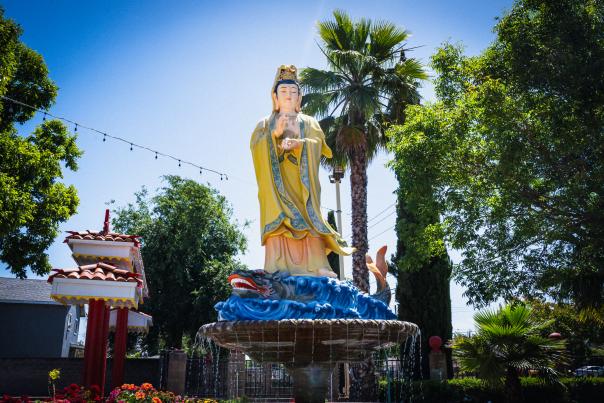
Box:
251;113;353;274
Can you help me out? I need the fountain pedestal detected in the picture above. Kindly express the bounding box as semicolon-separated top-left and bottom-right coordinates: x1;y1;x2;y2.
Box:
200;319;419;402
286;363;333;403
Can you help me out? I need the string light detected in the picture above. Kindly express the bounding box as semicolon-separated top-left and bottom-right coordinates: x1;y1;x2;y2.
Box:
43;112;46;121
74;123;78;132
178;159;181;167
0;95;230;181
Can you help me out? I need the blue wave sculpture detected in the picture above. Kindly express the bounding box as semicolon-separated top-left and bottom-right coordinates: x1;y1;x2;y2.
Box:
215;271;396;321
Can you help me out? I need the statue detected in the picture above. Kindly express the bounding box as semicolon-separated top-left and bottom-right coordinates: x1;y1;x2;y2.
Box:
250;65;353;278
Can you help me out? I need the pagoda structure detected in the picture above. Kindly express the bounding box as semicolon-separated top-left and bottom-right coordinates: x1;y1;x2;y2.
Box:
48;210;149;394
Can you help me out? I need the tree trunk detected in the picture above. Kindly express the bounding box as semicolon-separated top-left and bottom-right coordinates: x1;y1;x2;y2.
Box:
349;147;369;293
504;366;523;403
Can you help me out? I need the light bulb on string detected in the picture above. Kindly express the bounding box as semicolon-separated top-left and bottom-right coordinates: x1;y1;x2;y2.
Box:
1;95;236;186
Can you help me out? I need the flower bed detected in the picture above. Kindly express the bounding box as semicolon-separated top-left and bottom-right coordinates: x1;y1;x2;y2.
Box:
1;383;218;403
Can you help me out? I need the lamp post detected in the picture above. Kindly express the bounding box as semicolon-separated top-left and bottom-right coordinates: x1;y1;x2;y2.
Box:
329;166;345;281
329;165;350;398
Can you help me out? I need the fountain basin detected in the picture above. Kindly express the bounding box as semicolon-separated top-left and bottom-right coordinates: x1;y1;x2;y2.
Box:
200;319;418;402
200;319;418;364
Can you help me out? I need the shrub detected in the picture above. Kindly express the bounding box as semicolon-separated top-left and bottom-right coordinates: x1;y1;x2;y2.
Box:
377;376;604;402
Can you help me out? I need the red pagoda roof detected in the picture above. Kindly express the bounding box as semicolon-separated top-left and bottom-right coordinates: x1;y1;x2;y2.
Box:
64;230;141;246
48;262;142;286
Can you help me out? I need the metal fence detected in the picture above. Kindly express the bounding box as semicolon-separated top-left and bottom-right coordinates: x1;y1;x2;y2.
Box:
181;350;416;401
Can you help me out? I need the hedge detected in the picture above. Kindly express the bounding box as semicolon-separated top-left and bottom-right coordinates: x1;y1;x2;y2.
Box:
378;376;604;402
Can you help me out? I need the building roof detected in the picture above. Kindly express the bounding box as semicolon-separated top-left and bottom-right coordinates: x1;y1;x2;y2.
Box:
48;262;143;286
62;210;148;297
0;277;59;305
64;230;140;247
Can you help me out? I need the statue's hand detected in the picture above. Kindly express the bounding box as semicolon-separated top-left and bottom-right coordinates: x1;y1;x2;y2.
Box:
272;115;288;138
281;138;303;151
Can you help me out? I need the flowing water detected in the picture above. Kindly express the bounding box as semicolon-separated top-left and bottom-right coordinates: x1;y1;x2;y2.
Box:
192;320;422;402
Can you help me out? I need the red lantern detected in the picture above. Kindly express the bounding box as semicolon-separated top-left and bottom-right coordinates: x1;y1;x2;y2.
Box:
429;335;443;351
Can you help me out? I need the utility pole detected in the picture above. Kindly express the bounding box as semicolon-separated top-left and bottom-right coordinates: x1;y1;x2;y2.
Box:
330;165;350;398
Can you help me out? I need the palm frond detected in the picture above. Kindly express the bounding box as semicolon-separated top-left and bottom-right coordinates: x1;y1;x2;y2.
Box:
319;116;349;170
325;49;379;79
395;58;429;81
365;115;389;162
304;10;427;175
299;68;347;93
352;17;371;52
301;92;339;119
318;10;354;51
369;21;410;60
454;304;567;386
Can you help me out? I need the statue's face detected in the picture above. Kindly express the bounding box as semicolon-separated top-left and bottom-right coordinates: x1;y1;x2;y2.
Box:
275;83;300;112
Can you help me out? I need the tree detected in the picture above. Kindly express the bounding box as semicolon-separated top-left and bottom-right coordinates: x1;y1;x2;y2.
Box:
527;299;604;367
300;10;427;292
0;7;82;277
326;210;341;278
387;46;452;380
453;303;567;403
388;0;604;308
392;197;453;379
112;176;247;352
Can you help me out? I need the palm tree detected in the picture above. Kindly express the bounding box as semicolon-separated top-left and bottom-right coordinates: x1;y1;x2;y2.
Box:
300;10;427;291
453;303;567;403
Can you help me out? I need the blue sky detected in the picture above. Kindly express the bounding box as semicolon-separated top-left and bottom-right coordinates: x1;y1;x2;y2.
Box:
2;0;513;332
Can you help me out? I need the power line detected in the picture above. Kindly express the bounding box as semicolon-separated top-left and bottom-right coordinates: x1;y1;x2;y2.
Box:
368;210;396;229
369;224;396;241
367;202;396;223
1;95;230;180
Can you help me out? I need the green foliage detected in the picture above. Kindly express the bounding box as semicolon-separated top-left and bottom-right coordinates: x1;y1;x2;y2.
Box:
387;0;604;308
326;210;340;278
112;176;247;352
528;299;604;365
379;377;604;403
301;9;426;167
393;166;453;379
453;303;566;402
0;7;81;277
